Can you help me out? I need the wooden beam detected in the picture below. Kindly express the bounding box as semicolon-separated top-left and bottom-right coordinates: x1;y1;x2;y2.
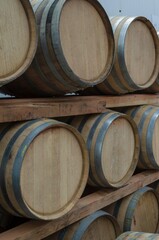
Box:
0;94;159;123
0;170;158;240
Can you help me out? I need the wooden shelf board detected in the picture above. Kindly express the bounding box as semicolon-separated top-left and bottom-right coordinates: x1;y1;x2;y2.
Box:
0;94;159;123
0;170;158;240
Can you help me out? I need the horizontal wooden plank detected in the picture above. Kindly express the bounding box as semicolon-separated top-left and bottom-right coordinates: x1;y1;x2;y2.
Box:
0;94;159;123
0;170;158;240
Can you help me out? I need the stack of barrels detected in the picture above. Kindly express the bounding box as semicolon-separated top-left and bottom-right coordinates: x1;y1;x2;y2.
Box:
0;0;159;240
1;0;159;97
0;0;115;97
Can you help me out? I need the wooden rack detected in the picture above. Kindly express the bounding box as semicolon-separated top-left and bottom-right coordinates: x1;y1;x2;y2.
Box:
0;94;159;123
0;94;159;240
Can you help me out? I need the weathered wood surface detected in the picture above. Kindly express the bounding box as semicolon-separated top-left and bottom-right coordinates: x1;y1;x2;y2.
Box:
0;170;158;240
0;94;159;123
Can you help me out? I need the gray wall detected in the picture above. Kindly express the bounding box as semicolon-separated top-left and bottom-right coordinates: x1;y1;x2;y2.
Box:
98;0;159;30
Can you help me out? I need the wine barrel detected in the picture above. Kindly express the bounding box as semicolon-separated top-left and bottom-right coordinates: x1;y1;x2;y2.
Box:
116;231;159;240
106;187;159;233
145;32;159;93
66;110;139;188
0;119;89;220
91;16;159;95
2;0;114;97
45;211;121;240
126;105;159;169
0;0;37;86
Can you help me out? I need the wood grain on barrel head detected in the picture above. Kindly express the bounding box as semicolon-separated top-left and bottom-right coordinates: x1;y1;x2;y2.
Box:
60;0;109;81
125;20;155;86
0;0;37;85
132;191;159;232
0;0;30;78
20;127;84;218
82;217;118;240
0;119;89;220
102;117;135;185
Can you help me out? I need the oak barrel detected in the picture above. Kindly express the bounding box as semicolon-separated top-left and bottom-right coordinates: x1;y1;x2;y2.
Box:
2;0;114;97
106;187;159;233
0;119;89;220
66;110;139;188
45;211;121;240
145;32;159;93
116;232;159;240
126;105;159;169
94;16;159;95
0;0;37;86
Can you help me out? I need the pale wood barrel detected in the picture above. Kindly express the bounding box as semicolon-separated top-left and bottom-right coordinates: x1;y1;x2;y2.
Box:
116;231;159;240
145;32;159;93
45;211;121;240
126;105;159;169
3;0;114;97
106;187;159;233
94;16;159;95
0;0;37;86
66;110;139;188
0;119;89;220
